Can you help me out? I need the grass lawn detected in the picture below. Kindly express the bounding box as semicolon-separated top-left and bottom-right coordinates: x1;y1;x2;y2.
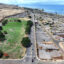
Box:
0;18;27;59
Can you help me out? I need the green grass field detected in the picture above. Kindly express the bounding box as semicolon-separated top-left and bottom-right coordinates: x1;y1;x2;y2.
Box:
0;18;27;59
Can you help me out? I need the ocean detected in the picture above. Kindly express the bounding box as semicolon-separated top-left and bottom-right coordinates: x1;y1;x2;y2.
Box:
19;4;64;15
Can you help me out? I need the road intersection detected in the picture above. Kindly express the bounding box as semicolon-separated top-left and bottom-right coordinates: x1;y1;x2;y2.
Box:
0;13;64;64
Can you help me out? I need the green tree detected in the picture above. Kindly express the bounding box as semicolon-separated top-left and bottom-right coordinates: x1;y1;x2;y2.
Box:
21;37;31;47
28;16;32;18
17;19;21;22
4;31;8;34
2;19;8;26
0;50;3;58
0;31;5;41
27;20;33;27
25;25;31;34
25;20;33;34
0;26;3;30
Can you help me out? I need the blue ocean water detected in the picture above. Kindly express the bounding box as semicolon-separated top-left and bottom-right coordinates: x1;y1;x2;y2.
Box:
19;4;64;15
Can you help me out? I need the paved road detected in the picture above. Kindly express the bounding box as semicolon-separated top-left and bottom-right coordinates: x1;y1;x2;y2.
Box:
21;13;39;64
19;13;38;64
0;12;38;64
26;13;64;64
1;13;64;64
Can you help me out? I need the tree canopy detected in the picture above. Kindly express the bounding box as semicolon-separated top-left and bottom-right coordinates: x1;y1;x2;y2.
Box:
25;20;33;34
0;31;5;41
21;37;31;48
2;19;8;26
0;50;3;58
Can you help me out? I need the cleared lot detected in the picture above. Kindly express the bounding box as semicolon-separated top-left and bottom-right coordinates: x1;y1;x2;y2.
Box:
36;23;64;61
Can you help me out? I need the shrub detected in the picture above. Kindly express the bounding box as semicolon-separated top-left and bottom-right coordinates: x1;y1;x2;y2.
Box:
2;19;8;26
21;37;31;47
25;20;33;34
0;31;5;41
27;20;33;27
0;50;3;58
4;31;8;34
17;19;21;22
4;53;9;58
28;16;32;18
25;25;31;34
0;26;3;30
